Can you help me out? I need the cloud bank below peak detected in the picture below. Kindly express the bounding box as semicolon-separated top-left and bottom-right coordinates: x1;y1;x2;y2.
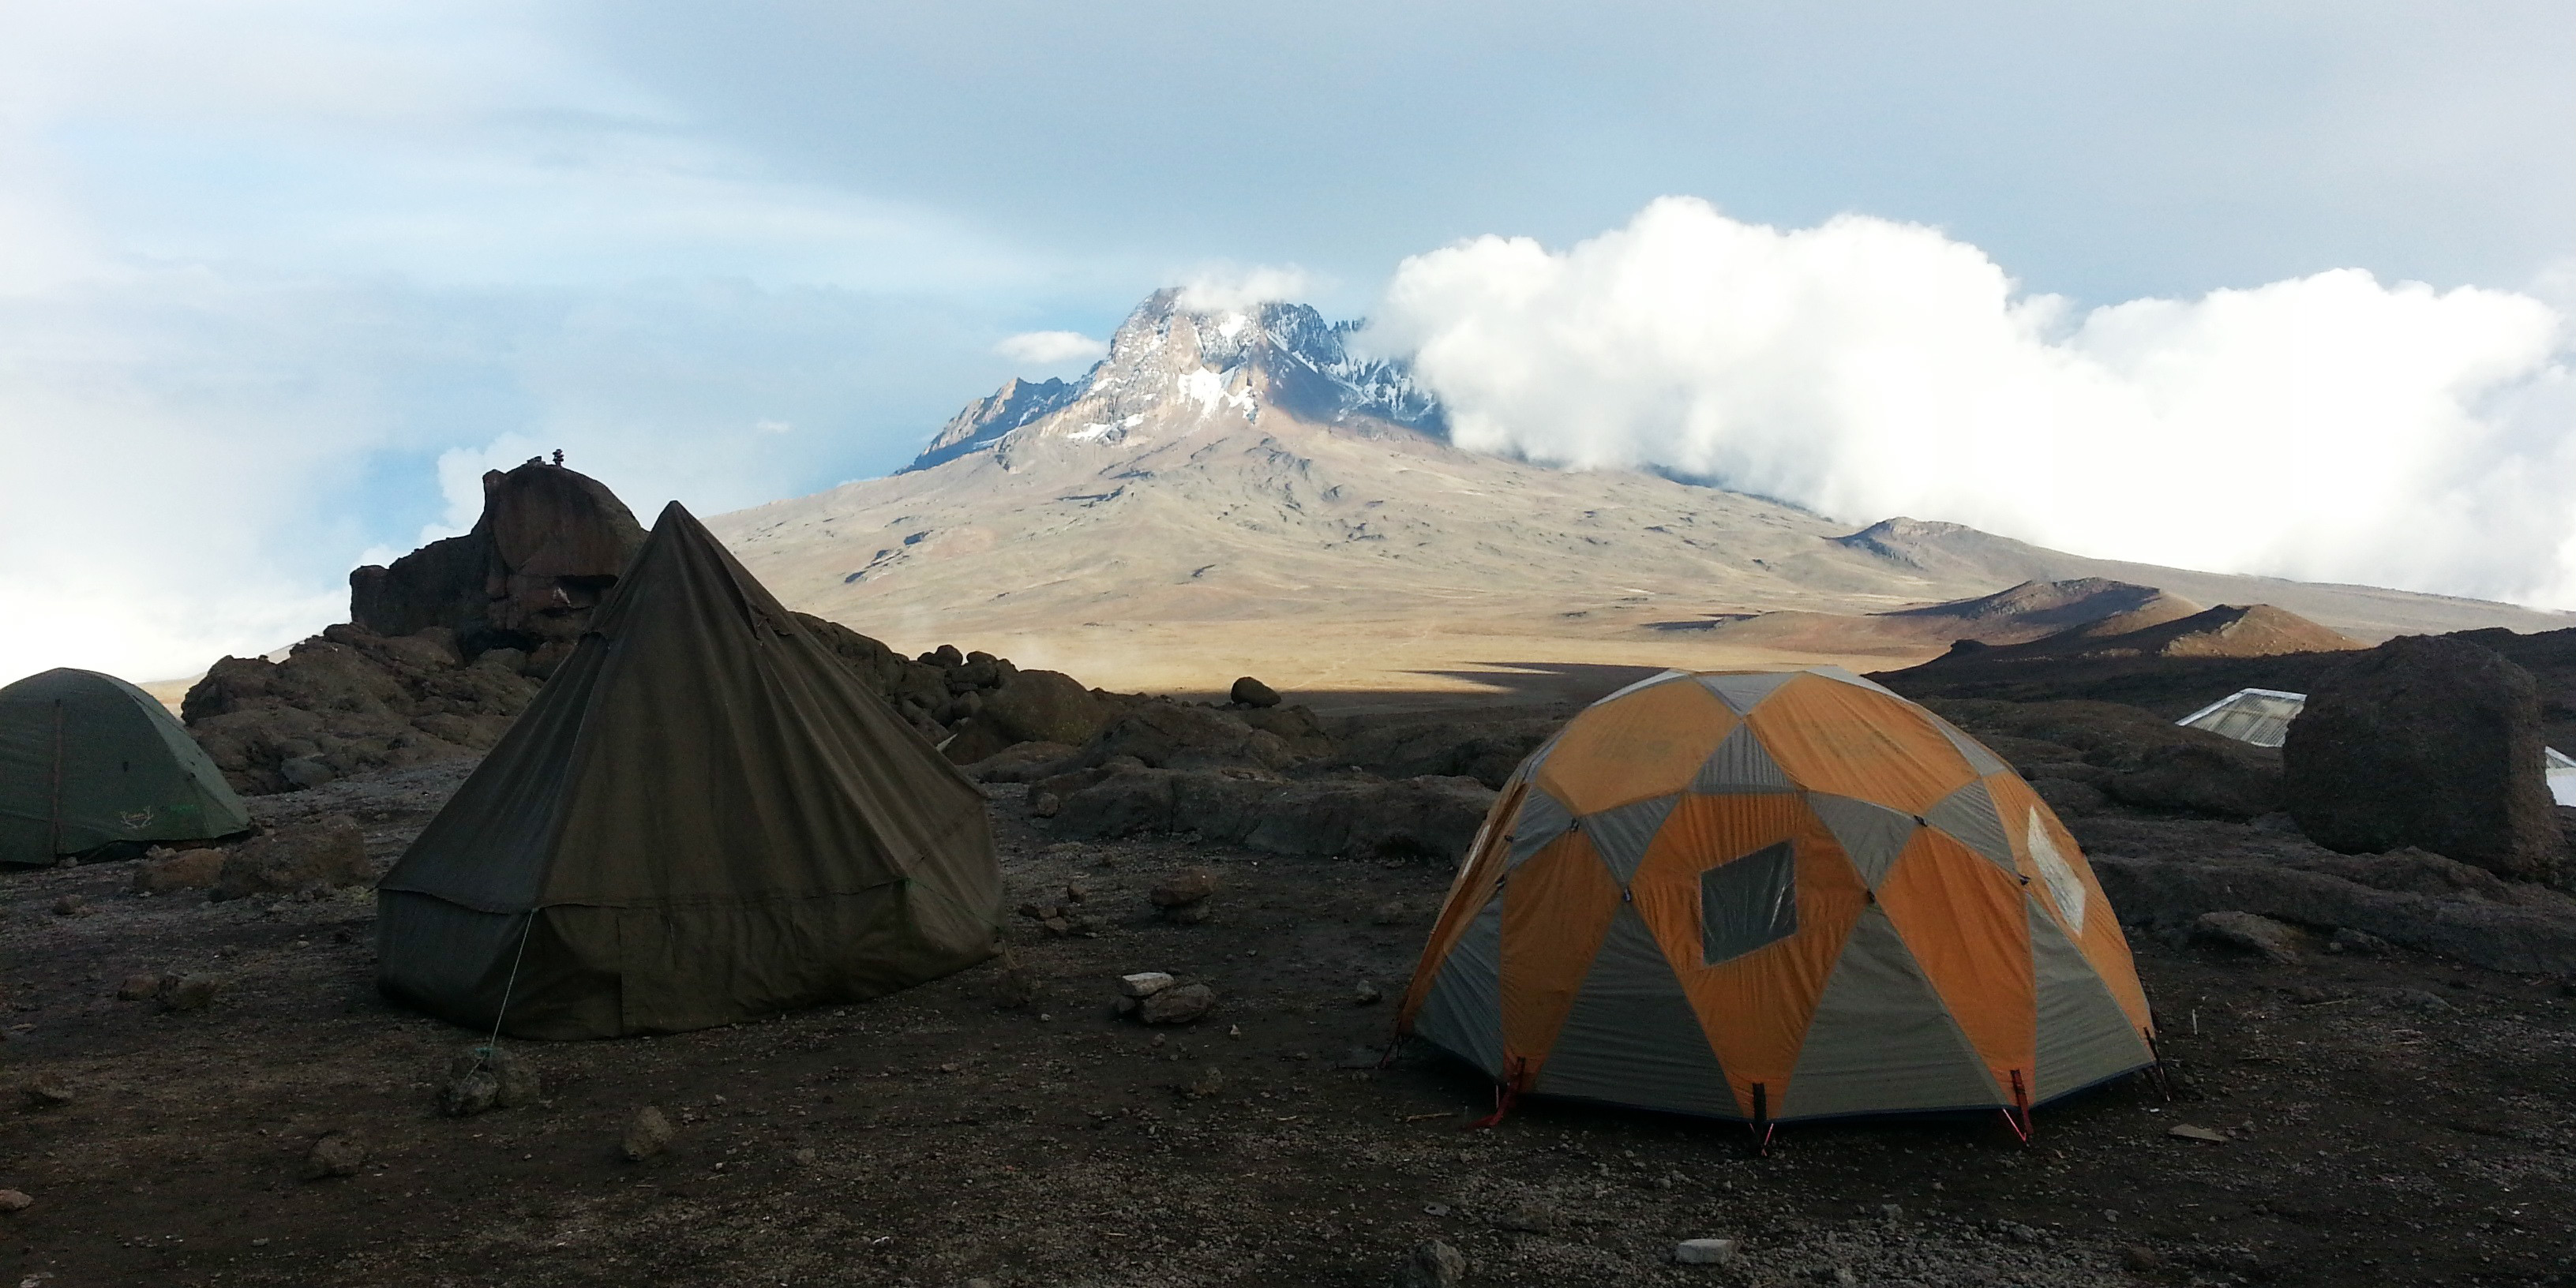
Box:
1371;197;2576;608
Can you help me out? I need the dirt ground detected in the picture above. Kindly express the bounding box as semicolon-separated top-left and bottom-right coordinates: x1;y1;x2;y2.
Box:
6;762;2576;1287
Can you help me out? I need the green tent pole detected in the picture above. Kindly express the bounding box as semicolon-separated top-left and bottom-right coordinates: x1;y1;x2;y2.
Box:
47;698;65;859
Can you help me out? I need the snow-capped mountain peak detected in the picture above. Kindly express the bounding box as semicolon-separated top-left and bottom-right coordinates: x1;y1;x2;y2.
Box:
902;290;1442;471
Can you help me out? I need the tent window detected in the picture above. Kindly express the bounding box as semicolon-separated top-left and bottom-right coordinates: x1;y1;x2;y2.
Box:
1701;841;1798;965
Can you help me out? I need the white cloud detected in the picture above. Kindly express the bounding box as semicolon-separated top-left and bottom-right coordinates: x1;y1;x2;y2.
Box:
1373;197;2576;607
994;330;1107;367
1177;264;1316;313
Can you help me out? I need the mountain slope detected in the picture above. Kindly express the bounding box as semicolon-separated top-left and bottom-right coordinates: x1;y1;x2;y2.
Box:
708;291;2570;697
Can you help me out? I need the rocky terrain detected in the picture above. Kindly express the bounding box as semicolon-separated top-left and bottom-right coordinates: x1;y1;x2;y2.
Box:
7;691;2576;1286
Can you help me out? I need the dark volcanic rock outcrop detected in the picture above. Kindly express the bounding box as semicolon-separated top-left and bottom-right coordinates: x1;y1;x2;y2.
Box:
183;625;539;794
2284;635;2563;882
349;459;647;676
1044;766;1495;862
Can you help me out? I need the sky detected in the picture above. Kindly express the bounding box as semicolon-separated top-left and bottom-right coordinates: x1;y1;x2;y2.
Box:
3;2;2574;682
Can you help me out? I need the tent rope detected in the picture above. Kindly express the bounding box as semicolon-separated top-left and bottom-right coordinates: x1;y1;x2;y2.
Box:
472;910;539;1072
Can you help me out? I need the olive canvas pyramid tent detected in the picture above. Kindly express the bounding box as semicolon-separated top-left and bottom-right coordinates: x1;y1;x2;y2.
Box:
378;502;1003;1039
1400;667;2155;1129
1;668;252;866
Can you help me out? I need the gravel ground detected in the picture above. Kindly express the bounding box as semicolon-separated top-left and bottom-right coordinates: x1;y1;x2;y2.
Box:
3;766;2574;1286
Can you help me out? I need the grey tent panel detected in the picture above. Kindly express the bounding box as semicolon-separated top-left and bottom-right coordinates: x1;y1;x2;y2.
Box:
1506;788;1577;870
1583;793;1680;886
1701;841;1799;965
1412;896;1506;1079
1808;665;1902;698
1923;713;2011;776
1596;668;1693;705
1806;792;1918;889
1691;723;1796;794
1695;670;1803;715
1783;904;2001;1118
1531;902;1735;1117
1925;778;2015;872
2027;897;2153;1102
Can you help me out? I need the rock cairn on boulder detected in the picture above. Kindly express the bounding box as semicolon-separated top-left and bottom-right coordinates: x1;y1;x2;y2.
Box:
349;459;647;674
2285;635;2563;882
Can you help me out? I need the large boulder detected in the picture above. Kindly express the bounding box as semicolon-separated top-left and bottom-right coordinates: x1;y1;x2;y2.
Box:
941;670;1112;764
211;816;372;900
1928;698;2282;820
1332;713;1562;790
1063;700;1299;773
2101;741;2281;819
2285;635;2563;882
349;459;647;667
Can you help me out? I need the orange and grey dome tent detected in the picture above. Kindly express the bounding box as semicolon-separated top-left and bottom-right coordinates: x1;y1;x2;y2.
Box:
1398;666;2154;1129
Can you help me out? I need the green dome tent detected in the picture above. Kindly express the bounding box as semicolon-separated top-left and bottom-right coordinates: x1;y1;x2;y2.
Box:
377;502;1003;1039
1;668;252;866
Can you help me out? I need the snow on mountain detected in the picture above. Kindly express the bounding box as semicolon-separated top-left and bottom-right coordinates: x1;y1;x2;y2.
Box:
906;290;1442;471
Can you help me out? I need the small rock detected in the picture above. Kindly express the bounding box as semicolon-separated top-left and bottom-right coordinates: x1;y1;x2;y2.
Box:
1675;1238;1741;1266
1398;1239;1466;1288
2191;910;2302;964
1149;867;1218;908
2327;927;2394;956
2394;987;2456;1013
439;1068;500;1118
1832;1270;1858;1286
1119;972;1176;998
444;1046;539;1109
1230;676;1282;709
1163;900;1212;926
1370;899;1412;926
1181;1066;1225;1099
1063;881;1089;903
50;894;84;917
2122;1245;2165;1271
793;1147;817;1166
1493;1198;1557;1234
992;949;1037;1009
2167;1123;2228;1142
114;973;161;1002
1226;1024;1243;1039
22;1075;74;1107
302;1132;366;1180
157;972;223;1012
0;1189;31;1214
1878;1203;1903;1221
1030;791;1062;818
623;1106;675;1160
1354;979;1383;1006
1139;982;1216;1025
